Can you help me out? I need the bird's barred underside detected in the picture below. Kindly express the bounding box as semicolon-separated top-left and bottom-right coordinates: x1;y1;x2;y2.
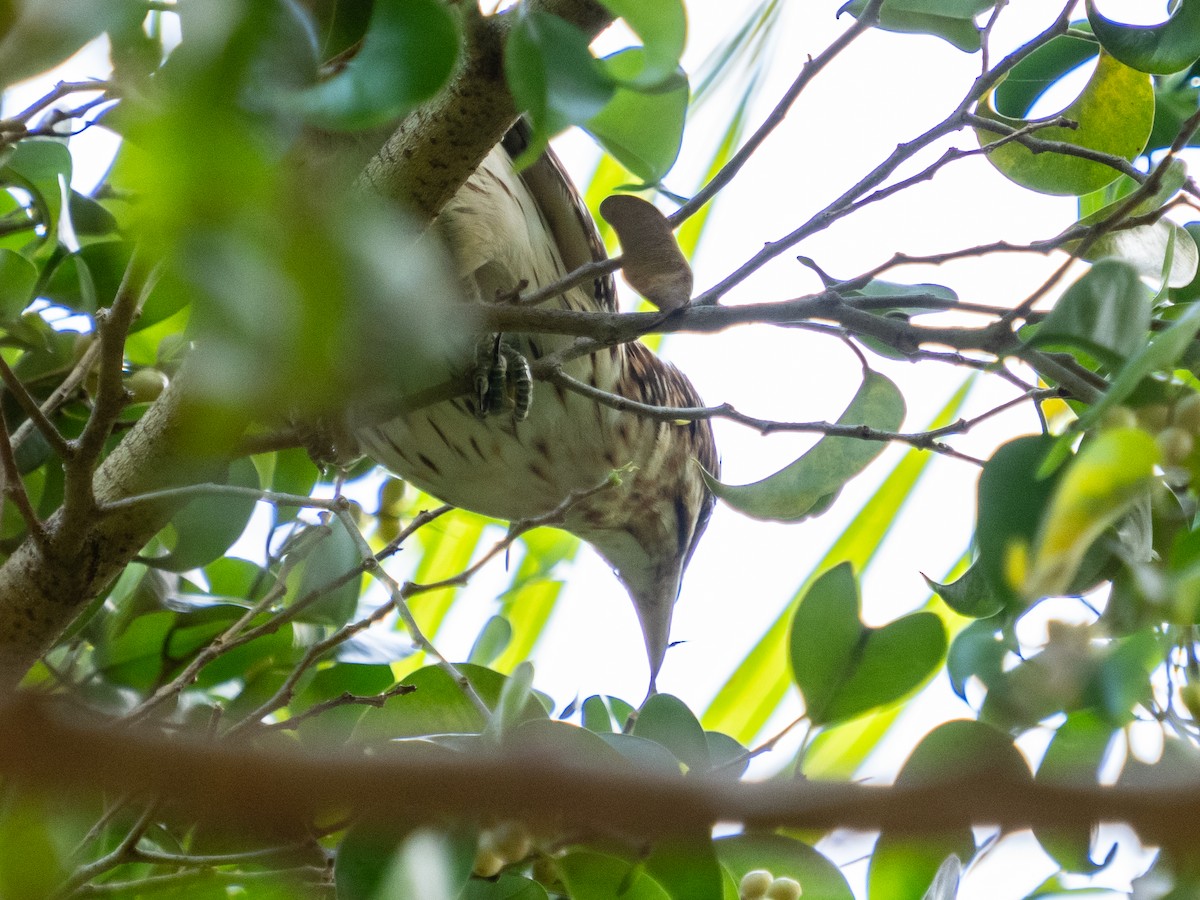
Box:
358;124;717;690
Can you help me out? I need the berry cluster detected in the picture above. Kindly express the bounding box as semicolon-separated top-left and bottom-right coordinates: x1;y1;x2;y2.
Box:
739;868;802;899
471;821;534;878
1102;393;1200;483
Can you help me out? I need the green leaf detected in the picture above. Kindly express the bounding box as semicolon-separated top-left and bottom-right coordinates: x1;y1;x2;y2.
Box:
946;619;1012;701
353;664;548;744
462;873;550;900
703;377;972;742
557;850;670;900
408;511;487;641
597;0;686;89
293;516;364;628
705;731;749;777
702;370;905;521
94;609;173;691
511;719;628;768
632;693;711;771
587;50;689;185
1;139;72;249
485;660;535;741
41;240;134;316
851;278;958;308
1148;67;1200;156
869;839;968;900
1026;428;1159;599
1068;163;1199;288
469;615;513;667
837;0;996;53
1027;259;1153;365
0;791;67;900
494;529;578;673
0;0;120;85
1086;0;1200;75
789;563;947;725
1089;628;1158;724
295;663;395;717
924;560;1003;619
1086;219;1199;291
155;456;261;572
336;825;475;900
581;695;614;733
506;10;614;154
644;837;724;900
597;732;685;774
1033;711;1118;874
993;30;1097;119
67;189;118;236
975;51;1154;196
290;0;458;129
267;446;320;526
871;721;1029;897
1075;296;1200;436
975;435;1062;608
714;834;853;900
1076;157;1189;225
0;250;36;321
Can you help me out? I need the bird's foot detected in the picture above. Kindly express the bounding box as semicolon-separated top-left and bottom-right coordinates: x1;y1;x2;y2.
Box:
473;335;532;422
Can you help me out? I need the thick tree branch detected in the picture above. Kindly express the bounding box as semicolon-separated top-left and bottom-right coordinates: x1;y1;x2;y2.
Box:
356;0;614;220
0;0;617;690
0;368;246;689
0;694;1194;849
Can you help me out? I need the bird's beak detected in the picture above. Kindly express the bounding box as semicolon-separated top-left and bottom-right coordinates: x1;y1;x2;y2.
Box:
625;564;685;696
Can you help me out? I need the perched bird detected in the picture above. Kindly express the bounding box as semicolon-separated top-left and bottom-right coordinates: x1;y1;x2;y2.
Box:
356;123;717;691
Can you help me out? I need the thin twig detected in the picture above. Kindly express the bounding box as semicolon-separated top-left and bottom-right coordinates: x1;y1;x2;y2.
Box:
546;366;985;465
53;802;158;899
10;336;101;452
691;3;1075;306
0;355;73;459
0;410;46;545
669;0;887;226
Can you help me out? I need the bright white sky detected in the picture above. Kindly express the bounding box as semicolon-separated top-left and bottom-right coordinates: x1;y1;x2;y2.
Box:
5;1;1193;897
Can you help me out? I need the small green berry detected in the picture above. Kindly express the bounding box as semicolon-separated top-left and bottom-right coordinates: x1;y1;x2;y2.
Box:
490;821;532;862
1175;393;1200;435
472;848;505;878
1136;404;1170;433
739;869;774;899
765;876;803;900
1098;406;1138;432
1157;425;1194;467
124;368;169;403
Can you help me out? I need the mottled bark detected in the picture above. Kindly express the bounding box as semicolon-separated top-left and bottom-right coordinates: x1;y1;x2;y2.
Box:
0;0;616;688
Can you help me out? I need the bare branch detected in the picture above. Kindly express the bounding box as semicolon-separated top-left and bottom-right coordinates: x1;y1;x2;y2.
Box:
669;0;888;226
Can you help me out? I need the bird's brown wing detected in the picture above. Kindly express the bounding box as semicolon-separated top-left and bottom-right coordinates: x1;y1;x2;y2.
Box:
501;121;617;314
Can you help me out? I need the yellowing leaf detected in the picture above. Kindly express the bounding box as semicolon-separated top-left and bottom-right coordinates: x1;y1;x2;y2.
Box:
975;51;1153;196
1025;427;1159;598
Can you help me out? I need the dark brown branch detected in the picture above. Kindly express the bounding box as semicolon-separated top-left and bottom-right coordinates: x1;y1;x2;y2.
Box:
1;694;1197;849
